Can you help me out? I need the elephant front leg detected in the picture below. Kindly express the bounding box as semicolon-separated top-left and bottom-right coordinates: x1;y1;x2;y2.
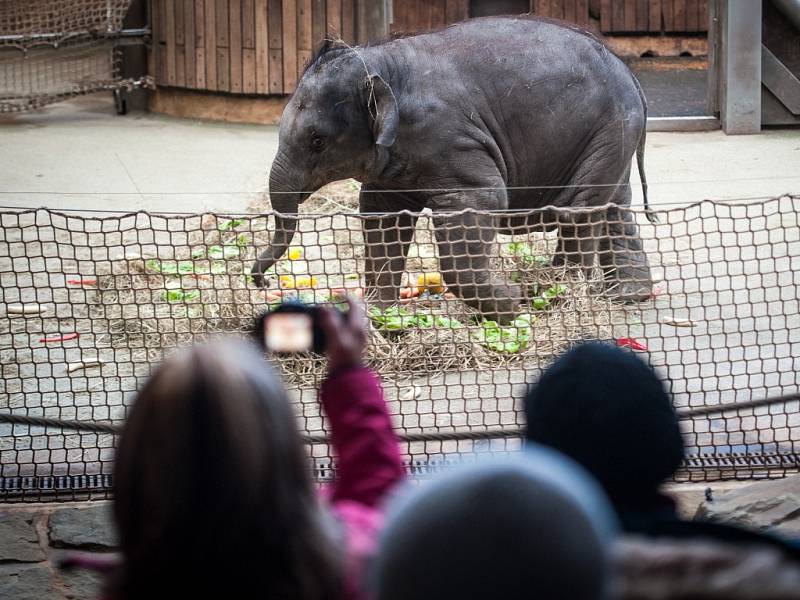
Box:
362;212;417;305
433;211;523;324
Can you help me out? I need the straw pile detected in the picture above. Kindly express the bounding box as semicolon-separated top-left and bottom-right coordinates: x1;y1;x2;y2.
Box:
93;182;635;387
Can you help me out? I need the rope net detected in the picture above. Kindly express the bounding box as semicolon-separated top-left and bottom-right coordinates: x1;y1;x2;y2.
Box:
0;0;141;112
1;195;799;501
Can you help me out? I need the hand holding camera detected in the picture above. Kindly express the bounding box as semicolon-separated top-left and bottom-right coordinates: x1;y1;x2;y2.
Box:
257;295;366;373
318;296;366;374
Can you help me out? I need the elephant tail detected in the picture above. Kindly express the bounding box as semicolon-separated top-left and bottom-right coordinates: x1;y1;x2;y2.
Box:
637;132;657;223
631;72;657;224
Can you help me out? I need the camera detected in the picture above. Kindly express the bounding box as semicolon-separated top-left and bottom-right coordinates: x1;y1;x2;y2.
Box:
253;301;343;355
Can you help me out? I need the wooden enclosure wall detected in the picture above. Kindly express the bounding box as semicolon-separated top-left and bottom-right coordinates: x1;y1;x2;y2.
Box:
150;0;357;95
392;1;706;33
150;0;708;97
589;0;709;33
519;1;707;33
390;0;469;32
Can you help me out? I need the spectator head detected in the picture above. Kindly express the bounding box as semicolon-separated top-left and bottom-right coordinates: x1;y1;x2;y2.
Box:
112;340;340;600
372;446;617;600
525;342;684;510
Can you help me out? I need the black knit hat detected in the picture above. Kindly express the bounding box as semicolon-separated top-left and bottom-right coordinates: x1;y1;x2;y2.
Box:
525;342;684;507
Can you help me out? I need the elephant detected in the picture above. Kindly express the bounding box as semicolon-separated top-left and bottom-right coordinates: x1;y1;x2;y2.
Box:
251;15;655;323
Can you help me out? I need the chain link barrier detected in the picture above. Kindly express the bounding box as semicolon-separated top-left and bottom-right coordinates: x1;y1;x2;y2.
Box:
1;196;799;501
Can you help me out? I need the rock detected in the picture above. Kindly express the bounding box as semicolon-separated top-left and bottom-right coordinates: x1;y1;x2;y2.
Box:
60;567;105;600
0;565;61;600
0;513;46;562
695;474;800;537
49;504;118;550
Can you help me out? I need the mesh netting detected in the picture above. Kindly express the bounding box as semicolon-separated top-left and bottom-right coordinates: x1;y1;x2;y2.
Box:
1;196;799;501
0;0;144;112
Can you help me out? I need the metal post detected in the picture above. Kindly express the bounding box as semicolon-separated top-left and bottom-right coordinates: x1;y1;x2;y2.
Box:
719;0;762;134
356;0;390;45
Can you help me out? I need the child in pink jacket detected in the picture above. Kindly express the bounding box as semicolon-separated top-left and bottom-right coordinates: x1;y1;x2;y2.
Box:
64;297;405;600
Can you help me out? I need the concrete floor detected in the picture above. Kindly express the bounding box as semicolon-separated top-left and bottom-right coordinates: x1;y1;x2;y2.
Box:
629;59;709;118
1;96;799;213
0;97;277;214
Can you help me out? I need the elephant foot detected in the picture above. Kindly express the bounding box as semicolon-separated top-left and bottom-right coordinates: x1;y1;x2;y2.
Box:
603;267;653;303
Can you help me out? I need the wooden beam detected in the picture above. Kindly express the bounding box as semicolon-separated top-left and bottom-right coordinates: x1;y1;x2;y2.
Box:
600;0;612;32
166;0;176;85
283;0;298;91
327;0;342;38
445;0;469;23
215;0;230;92
204;0;217;90
312;0;326;45
230;0;243;92
649;0;661;31
636;0;648;31
255;0;269;93
195;1;206;88
268;0;283;94
575;0;589;26
431;0;446;28
184;0;196;88
625;0;637;31
356;0;389;43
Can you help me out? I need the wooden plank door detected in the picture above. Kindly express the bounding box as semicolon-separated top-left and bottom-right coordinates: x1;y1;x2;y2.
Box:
594;0;709;33
391;0;468;32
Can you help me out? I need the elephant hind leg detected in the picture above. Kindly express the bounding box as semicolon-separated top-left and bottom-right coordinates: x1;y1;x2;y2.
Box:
597;197;654;302
552;215;603;277
548;122;653;301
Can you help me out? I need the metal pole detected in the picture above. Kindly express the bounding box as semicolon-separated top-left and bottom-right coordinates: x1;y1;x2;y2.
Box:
719;0;762;134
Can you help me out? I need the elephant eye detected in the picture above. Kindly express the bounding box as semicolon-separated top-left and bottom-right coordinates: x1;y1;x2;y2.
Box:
310;136;325;151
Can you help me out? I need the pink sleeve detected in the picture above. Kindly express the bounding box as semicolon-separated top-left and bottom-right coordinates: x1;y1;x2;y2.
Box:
320;367;405;508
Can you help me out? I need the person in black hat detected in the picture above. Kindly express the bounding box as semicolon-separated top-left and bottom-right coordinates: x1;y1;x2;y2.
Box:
525;341;684;527
524;342;800;557
372;446;618;600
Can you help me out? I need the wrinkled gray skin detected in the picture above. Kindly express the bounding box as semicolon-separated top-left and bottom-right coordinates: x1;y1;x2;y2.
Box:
253;16;653;323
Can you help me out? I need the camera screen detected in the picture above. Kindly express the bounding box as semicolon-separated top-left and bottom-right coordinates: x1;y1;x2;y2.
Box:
264;313;313;353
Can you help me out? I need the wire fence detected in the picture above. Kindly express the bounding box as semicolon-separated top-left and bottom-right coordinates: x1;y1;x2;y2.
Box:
1;196;799;501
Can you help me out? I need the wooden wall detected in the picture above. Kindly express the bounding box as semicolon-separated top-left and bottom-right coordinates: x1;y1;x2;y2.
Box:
150;0;357;95
149;0;708;96
391;0;469;32
589;0;708;33
391;1;707;34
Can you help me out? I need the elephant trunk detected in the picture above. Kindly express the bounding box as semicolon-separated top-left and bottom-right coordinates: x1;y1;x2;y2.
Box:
250;165;310;287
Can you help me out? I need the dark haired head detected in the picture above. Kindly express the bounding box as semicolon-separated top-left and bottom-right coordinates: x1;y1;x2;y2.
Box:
112;340;341;600
525;342;684;510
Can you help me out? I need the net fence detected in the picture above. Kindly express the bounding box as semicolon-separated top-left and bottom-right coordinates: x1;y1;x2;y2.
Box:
0;0;146;112
1;196;799;501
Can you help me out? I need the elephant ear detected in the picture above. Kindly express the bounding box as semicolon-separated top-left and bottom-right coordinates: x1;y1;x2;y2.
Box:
366;74;399;176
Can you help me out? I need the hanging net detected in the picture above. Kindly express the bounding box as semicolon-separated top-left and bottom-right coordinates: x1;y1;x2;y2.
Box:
0;0;147;112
